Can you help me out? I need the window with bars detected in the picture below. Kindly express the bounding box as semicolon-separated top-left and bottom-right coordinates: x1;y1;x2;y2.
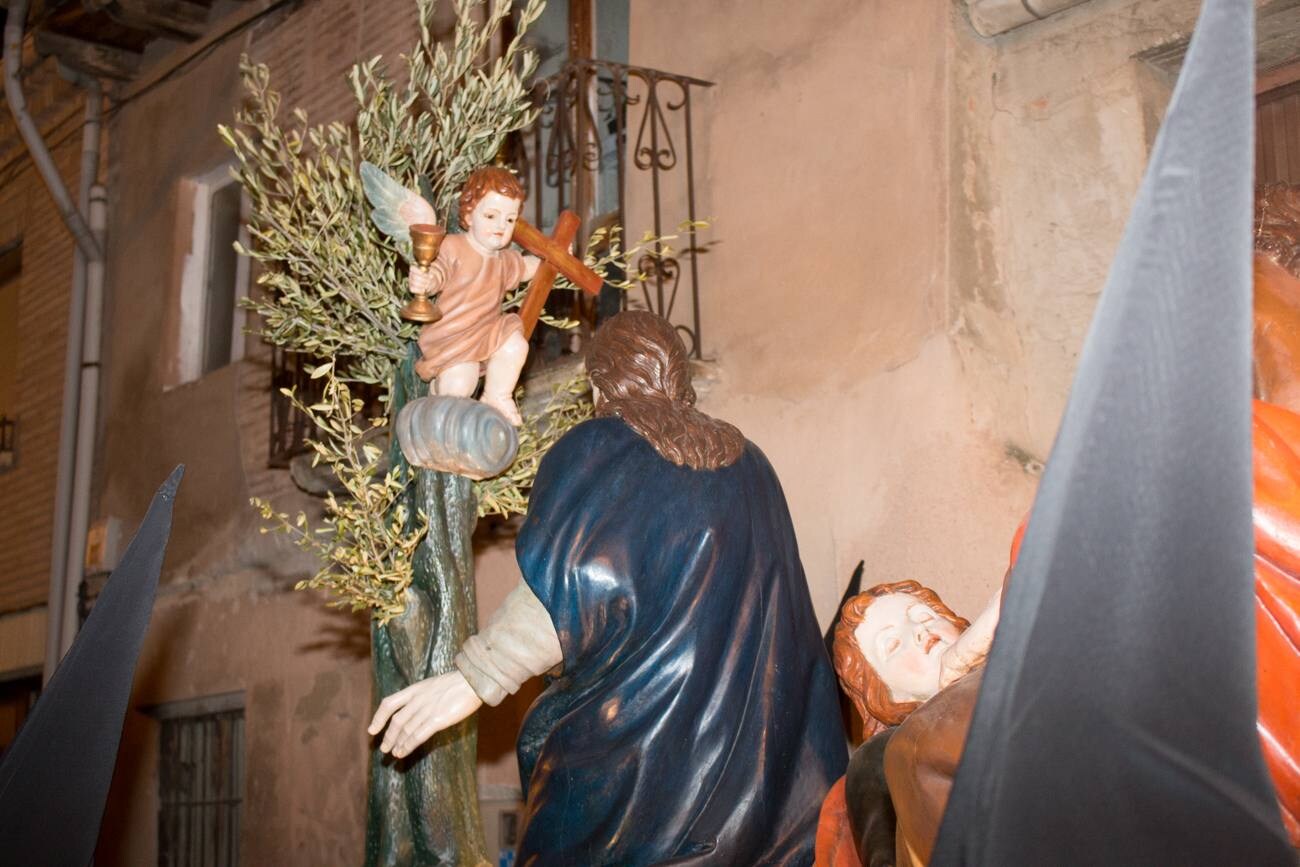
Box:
267;348;386;468
1258;77;1300;185
156;699;244;867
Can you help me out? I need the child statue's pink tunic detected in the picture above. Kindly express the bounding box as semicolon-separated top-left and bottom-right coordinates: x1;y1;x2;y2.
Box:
415;234;526;380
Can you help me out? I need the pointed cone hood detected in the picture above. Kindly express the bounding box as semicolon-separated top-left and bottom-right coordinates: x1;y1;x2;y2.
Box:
931;2;1293;862
0;466;183;865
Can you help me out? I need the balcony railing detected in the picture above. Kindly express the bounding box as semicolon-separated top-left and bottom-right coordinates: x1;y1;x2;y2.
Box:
508;59;713;359
268;347;316;468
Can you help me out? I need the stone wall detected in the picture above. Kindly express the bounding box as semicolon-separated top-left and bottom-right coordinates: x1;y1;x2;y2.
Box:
613;0;1230;628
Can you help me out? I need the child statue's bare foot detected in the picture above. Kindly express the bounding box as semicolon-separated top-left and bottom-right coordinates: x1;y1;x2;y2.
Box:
481;394;522;426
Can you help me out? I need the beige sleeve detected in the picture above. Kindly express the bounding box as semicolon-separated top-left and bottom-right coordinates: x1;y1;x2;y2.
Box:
454;580;563;706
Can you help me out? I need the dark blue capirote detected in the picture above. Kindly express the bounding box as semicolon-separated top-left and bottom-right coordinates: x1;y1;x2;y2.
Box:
514;417;847;866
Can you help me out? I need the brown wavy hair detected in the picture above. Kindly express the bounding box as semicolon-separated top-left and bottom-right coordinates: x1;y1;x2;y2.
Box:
587;312;744;470
459;166;525;231
832;581;970;737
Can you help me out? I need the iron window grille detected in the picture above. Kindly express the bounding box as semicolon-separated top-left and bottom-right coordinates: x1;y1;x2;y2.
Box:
508;59;713;361
157;705;244;867
268;348;385;468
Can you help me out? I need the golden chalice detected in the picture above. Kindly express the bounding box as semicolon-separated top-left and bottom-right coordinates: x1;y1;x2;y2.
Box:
404;223;446;323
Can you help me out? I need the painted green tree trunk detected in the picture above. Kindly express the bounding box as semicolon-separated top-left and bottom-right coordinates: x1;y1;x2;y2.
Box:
365;350;488;867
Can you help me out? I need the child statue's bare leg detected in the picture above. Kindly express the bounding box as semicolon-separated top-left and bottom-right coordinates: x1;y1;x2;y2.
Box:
433;361;481;398
480;333;528;426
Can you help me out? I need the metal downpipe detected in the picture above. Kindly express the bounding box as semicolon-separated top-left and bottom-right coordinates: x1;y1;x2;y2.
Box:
3;0;100;261
59;79;105;664
5;1;105;678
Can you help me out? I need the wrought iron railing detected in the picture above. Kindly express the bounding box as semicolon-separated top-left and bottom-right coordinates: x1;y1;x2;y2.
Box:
268;348;384;468
268;347;318;468
509;59;713;359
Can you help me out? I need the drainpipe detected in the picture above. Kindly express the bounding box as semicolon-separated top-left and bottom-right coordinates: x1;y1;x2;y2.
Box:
60;93;105;662
967;0;1092;37
3;0;100;261
4;0;105;680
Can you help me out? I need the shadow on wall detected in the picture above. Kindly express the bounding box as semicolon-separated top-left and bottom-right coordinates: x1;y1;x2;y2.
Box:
295;605;370;663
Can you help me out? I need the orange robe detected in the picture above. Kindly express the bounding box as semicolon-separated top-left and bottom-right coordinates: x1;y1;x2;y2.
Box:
415;234;526;380
814;778;862;867
1250;400;1300;845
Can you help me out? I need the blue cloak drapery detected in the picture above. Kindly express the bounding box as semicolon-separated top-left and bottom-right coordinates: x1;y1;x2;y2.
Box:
514;417;846;866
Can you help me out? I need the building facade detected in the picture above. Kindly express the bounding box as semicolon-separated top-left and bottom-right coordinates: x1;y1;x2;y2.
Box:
1;0;1297;863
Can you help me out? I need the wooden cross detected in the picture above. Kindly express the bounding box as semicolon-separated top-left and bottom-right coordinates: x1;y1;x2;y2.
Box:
512;211;604;338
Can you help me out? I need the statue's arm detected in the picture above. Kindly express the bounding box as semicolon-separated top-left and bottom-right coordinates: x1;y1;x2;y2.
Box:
368;582;562;758
410;248;453;298
939;584;1003;690
521;254;542;281
454;580;563;705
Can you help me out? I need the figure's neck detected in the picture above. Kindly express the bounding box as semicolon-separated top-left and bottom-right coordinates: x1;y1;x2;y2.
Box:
464;234;501;258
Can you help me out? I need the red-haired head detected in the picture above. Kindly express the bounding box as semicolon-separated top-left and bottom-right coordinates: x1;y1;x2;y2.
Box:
832;581;970;736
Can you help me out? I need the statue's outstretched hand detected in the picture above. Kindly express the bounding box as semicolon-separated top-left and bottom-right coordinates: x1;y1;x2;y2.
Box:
937;643;982;692
368;671;483;759
937;586;1004;691
410;265;438;297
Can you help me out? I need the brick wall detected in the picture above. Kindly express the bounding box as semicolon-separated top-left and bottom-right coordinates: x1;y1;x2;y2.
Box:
0;69;91;614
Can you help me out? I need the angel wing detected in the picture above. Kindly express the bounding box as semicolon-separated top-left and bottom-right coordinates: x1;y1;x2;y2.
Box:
359;161;438;245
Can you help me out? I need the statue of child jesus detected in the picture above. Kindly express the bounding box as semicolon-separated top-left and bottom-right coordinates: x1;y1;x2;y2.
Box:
408;167;541;425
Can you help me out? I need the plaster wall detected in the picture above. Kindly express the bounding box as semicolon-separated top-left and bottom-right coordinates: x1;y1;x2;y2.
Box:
947;0;1201;461
96;576;371;866
623;0;1014;620
619;0;1215;623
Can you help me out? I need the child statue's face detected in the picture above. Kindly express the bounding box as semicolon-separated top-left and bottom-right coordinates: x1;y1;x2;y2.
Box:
466;191;522;254
854;593;961;704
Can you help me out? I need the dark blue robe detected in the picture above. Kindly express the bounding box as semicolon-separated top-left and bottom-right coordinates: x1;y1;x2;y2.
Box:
515;417;847;866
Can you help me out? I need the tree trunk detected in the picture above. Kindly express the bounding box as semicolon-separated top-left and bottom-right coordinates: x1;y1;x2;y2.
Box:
365;350;488;867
